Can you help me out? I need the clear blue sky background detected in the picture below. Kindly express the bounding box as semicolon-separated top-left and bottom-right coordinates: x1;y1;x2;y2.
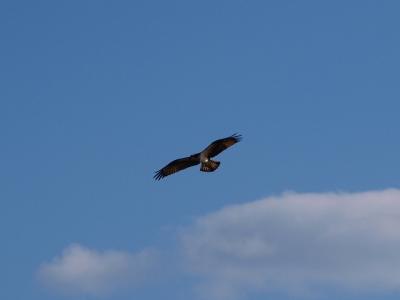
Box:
1;1;400;300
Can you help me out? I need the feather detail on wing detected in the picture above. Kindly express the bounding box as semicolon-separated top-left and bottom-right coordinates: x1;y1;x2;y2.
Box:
202;133;242;158
154;154;200;180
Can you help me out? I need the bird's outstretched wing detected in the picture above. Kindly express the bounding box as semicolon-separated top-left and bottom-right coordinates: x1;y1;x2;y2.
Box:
154;154;200;180
202;133;242;158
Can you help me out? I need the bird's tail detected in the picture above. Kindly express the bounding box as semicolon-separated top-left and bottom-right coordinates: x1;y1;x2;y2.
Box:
200;160;220;172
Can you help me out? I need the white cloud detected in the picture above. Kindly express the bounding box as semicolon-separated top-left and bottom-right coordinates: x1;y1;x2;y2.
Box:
181;189;400;299
37;244;157;296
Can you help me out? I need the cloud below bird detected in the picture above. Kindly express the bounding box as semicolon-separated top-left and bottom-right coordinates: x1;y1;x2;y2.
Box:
180;189;400;299
38;189;400;299
37;244;157;296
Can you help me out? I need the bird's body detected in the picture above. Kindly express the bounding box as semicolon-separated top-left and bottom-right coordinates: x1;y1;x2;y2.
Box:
154;133;242;180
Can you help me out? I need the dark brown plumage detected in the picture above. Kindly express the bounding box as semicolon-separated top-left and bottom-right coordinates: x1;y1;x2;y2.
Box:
154;133;242;180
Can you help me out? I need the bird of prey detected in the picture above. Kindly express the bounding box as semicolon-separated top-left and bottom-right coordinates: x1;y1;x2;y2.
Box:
154;133;242;180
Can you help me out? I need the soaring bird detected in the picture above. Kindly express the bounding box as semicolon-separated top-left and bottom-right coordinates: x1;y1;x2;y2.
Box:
154;133;242;180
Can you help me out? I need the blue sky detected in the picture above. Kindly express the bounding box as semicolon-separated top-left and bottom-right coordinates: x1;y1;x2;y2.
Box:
1;1;400;299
